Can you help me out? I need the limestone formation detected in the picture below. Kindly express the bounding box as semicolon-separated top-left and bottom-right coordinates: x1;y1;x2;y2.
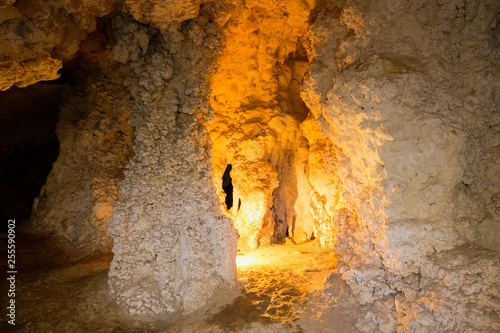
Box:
1;0;498;331
207;0;316;250
302;0;500;330
107;15;238;316
0;0;210;91
31;51;133;255
0;0;117;90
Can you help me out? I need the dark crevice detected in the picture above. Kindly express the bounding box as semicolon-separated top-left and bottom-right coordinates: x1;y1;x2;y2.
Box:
222;164;233;210
0;83;63;232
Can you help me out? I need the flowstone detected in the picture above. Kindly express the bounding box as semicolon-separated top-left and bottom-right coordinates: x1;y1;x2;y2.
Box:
302;0;500;331
31;51;133;255
107;16;238;316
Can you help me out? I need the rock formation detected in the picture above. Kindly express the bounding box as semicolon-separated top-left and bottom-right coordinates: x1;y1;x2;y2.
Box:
107;14;238;316
2;0;499;331
301;1;500;331
31;44;134;254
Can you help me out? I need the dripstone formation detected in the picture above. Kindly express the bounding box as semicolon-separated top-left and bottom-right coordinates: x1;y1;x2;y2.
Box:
2;0;498;331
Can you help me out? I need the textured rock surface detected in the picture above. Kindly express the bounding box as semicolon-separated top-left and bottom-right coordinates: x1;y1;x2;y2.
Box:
31;51;133;254
0;0;117;90
0;0;213;91
124;0;210;30
207;0;316;250
3;0;499;330
107;15;238;316
401;246;500;332
302;0;500;331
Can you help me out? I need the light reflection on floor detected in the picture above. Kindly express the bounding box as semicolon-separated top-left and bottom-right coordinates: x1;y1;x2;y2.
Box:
207;240;337;329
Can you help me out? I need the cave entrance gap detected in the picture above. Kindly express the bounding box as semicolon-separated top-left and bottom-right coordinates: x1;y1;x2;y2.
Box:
222;164;233;210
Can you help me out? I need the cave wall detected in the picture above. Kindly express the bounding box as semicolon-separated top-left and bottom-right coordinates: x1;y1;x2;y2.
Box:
0;0;211;91
207;0;316;250
107;15;238;316
302;0;500;331
31;51;134;254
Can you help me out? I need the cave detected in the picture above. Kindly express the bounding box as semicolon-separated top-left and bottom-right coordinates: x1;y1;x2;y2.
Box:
1;0;499;332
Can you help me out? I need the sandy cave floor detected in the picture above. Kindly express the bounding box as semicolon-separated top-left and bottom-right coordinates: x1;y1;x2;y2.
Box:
1;233;365;333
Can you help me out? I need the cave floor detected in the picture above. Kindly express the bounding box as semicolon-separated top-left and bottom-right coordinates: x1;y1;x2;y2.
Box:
0;234;364;332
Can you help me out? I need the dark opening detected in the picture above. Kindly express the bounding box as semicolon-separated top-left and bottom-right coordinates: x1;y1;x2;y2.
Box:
237;198;241;212
222;164;233;210
0;84;62;232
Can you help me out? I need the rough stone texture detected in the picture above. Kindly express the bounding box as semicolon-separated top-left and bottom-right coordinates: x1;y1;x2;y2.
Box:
104;1;500;327
401;246;500;332
207;0;316;250
0;0;117;90
107;15;238;316
302;0;500;331
123;0;211;30
31;52;133;255
2;0;499;330
0;0;214;91
0;56;62;91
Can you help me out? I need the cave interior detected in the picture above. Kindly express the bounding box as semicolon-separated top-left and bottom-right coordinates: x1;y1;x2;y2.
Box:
0;0;499;332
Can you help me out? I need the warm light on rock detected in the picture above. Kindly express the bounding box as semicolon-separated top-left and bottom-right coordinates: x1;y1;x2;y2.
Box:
1;0;499;331
207;0;316;251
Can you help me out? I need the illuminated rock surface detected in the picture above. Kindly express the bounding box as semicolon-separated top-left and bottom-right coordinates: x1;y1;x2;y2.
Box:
31;49;134;255
0;0;499;332
107;15;238;316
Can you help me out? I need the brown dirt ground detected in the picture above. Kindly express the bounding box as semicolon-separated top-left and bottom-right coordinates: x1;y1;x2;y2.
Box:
0;234;363;333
